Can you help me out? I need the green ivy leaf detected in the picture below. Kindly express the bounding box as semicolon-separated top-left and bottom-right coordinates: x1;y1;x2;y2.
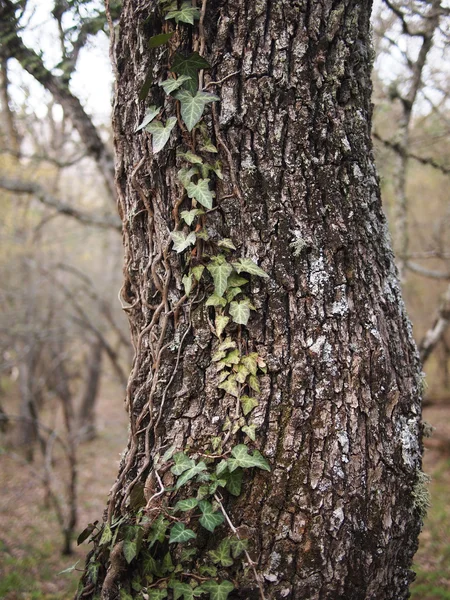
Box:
198;565;218;577
232;257;269;278
139;72;153;101
58;560;80;575
148;32;174;47
206;294;227;308
248;374;260;393
169;523;197;543
135;105;160;132
185;178;215;209
76;522;98;546
208;539;234;567
210;160;223;180
146;116;177;153
176;461;208;489
217;238;236;250
172;52;211;94
178;167;198;188
171;452;195;476
240;395;259;416
199;581;234;600
215;315;229;338
148;515;170;544
123;539;137;564
171;231;197;253
182;274;193;296
198;500;225;532
227;444;270;472
225;468;243;496
148;590;168;600
227;273;248;288
230;537;249;558
191;265;205;281
218;374;239;398
174;497;199;512
229;300;251;325
162;551;174;573
180;209;202;227
200;140;218;153
87;561;100;584
165;2;200;25
176;89;220;131
172;580;196;600
218;338;237;352
242;424;257;441
160;74;192;94
241;353;258;376
216;459;228;477
207;258;233;296
99;523;112;546
177;151;203;164
180;547;197;562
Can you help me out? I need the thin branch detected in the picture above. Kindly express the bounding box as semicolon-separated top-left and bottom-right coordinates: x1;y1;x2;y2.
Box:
0;175;121;231
406;261;450;280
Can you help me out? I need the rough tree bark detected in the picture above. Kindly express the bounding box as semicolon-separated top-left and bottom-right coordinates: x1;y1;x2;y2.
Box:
78;1;424;599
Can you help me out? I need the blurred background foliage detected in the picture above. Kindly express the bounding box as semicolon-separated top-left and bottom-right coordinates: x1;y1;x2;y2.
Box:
0;0;449;598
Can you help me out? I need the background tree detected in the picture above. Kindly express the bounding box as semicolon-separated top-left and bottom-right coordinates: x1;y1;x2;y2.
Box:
77;2;425;599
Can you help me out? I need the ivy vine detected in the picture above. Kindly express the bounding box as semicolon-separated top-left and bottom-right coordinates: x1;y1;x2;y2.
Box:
76;2;270;599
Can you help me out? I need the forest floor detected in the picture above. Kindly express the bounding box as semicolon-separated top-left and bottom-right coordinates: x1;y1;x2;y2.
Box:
0;389;449;600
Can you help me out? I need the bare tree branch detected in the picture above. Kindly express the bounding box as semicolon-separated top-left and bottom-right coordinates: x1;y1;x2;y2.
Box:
0;176;121;231
406;261;450;280
419;283;450;363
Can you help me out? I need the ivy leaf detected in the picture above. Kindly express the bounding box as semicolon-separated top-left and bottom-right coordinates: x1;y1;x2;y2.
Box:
216;459;228;477
227;273;248;288
172;581;196;600
176;461;208;489
198;565;218;577
135;105;160;132
181;208;203;226
207;259;233;297
180;547;197;562
172;52;211;93
218;238;236;251
148;590;168;600
225;468;243;496
221;349;240;366
146;117;177;153
248;374;260;393
160;75;192;94
178;167;198;188
199;581;234;600
210;160;223;180
229;300;251;325
162;551;174;573
240;395;259;416
185;178;215;209
200;139;218;153
218;337;237;352
242;424;257;441
215;315;229;338
77;522;97;546
165;2;200;25
227;444;270;472
176;89;220;131
148;32;174;47
218;374;239;398
99;523;112;546
198;500;225;532
171;452;195;476
123;539;137;564
177;151;203;165
174;497;199;512
191;265;205;281
230;537;249;558
208;539;234;567
171;231;197;253
139;72;153;101
58;560;80;575
241;353;258;376
206;294;227;308
232;258;269;278
169;523;197;543
182;274;193;296
235;363;249;384
148;515;170;545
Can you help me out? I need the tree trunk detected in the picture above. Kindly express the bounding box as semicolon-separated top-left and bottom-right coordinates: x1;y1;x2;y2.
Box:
78;2;424;599
77;339;103;442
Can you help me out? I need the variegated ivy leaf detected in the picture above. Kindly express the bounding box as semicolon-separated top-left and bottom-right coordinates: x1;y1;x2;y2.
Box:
217;369;230;384
227;444;270;472
227;273;248;288
178;167;198;188
200;139;218;153
182;274;193;296
218;337;237;352
180;208;204;226
210;160;224;180
208;539;234;567
207;257;233;296
171;452;195;476
169;522;197;544
225;468;243;496
174;497;198;512
206;294;227;308
222;349;240;366
232;257;269;278
185;178;215;210
248;374;261;393
175;461;208;489
235;363;249;384
230;537;249;558
177;151;203;164
135;105;160;132
165;2;200;25
198;500;224;532
218;238;236;251
215;315;229;338
175;89;220;132
242;424;257;441
241;353;258;376
160;74;192;94
226;287;242;303
170;230;196;253
229;300;251;325
146;117;177;153
240;396;259;416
